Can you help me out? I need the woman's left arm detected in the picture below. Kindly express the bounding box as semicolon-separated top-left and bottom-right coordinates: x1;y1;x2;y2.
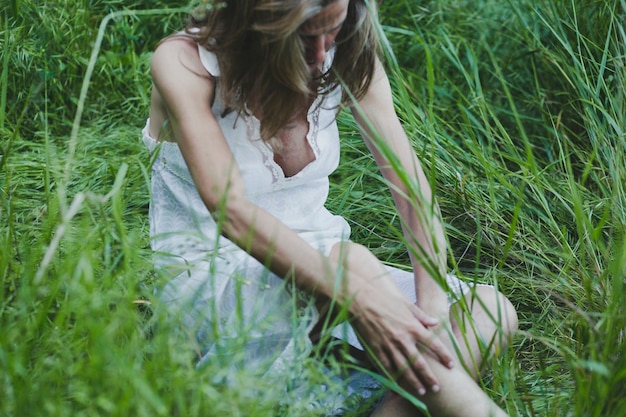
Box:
351;57;448;318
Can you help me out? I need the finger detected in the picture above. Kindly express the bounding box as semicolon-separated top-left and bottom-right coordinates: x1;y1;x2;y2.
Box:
363;339;395;376
423;334;456;369
389;346;429;396
409;305;440;327
410;322;456;370
405;344;441;393
408;318;456;369
374;346;393;373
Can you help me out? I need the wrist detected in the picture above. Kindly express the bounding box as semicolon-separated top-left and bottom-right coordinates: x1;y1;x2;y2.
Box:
414;270;448;312
343;278;375;318
417;289;448;319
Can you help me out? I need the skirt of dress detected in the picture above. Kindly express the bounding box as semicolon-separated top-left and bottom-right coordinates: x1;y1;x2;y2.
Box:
155;246;478;415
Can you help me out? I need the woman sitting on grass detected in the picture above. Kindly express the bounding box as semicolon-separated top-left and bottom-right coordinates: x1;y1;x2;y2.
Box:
143;0;518;415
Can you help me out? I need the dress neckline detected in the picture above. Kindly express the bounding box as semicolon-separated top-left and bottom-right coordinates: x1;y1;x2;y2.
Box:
246;92;323;181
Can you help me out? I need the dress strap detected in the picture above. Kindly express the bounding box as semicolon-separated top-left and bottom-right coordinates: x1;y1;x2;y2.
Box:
197;45;221;77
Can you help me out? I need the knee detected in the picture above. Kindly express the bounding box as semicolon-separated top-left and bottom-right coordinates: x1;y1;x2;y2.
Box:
329;241;371;264
473;286;519;341
328;241;386;275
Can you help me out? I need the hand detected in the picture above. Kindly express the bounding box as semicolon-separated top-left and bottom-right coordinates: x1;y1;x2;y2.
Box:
350;285;455;396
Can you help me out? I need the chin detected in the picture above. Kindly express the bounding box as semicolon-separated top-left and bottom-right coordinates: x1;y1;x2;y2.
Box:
308;64;322;77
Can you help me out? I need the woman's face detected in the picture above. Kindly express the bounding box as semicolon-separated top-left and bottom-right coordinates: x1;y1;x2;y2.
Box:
298;0;349;74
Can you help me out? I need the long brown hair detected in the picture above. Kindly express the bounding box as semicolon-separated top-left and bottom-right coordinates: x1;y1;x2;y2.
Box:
187;0;380;143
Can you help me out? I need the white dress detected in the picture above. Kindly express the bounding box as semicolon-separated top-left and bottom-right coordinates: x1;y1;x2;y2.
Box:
143;45;470;378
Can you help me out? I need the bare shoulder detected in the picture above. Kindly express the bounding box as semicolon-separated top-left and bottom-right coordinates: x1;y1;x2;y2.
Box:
148;36;217;140
150;36;213;93
359;57;391;104
150;36;216;113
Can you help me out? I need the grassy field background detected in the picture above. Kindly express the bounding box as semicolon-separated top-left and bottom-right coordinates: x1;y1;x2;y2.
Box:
1;0;625;416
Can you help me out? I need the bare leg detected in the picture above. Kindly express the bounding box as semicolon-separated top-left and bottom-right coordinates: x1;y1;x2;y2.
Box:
326;242;518;417
370;286;518;417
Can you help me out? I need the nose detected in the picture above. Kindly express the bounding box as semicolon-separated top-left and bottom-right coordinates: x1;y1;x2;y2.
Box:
306;35;332;65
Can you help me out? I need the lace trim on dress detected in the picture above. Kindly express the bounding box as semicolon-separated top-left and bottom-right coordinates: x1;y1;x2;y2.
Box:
244;92;324;185
306;94;322;158
244;115;283;184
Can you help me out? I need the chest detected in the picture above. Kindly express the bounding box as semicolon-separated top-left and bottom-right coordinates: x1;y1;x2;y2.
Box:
213;86;342;192
273;115;315;178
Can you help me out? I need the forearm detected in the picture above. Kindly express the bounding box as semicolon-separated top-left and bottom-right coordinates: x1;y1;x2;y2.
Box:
217;199;365;307
352;58;449;315
358;120;449;314
389;164;449;315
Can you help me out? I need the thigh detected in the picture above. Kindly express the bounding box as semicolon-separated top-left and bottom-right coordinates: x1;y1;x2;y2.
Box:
328;241;389;281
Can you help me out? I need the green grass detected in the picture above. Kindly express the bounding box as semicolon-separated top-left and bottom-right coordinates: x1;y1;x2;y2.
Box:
1;0;625;416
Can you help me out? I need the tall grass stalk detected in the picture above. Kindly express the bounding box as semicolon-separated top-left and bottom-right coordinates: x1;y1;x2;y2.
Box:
369;0;625;415
1;0;625;416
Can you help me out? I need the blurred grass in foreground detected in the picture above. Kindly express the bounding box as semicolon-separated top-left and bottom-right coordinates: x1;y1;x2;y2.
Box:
1;0;625;416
